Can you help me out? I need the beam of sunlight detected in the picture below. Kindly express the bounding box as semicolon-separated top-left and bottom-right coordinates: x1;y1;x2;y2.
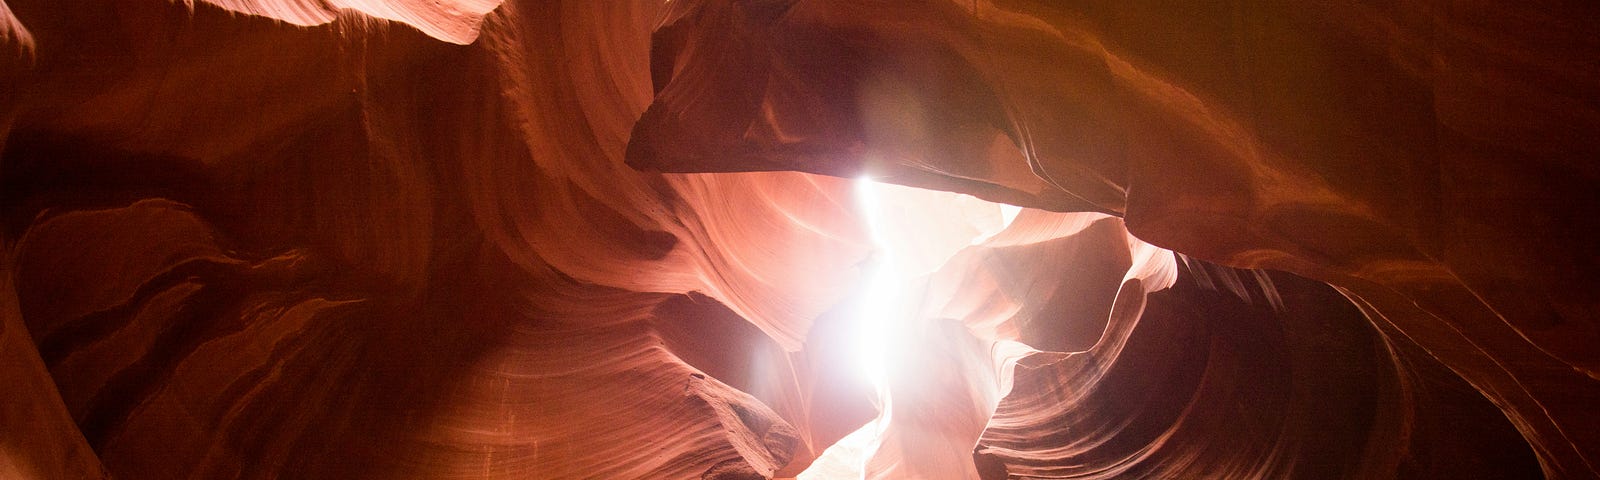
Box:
848;176;905;477
798;177;1028;479
852;176;906;392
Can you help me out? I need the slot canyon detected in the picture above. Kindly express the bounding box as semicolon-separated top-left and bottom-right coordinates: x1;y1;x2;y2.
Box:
1;1;1596;479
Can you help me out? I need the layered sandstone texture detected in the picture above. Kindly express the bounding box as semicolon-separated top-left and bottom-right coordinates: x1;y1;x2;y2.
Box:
0;1;1595;479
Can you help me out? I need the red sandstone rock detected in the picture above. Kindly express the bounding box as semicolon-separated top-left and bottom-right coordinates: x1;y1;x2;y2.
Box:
0;0;1592;479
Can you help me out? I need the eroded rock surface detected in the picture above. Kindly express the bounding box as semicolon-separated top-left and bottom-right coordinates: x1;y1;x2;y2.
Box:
1;1;1593;479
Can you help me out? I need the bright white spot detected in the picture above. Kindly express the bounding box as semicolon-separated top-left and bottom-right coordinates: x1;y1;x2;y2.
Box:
853;177;906;389
850;178;1025;388
821;176;1030;479
1000;204;1022;229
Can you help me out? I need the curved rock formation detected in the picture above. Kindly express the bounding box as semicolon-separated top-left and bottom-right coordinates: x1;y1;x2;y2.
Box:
0;0;1593;479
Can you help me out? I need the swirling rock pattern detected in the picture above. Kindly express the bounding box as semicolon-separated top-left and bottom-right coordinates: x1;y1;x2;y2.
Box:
0;0;1593;479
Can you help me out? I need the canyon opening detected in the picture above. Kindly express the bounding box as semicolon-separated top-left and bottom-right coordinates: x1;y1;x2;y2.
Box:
1;1;1597;479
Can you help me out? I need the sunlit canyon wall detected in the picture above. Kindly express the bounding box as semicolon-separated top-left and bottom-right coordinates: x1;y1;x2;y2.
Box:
1;1;1595;479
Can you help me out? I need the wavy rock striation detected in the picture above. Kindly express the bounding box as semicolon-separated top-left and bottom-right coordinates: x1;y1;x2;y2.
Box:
632;1;1598;478
0;0;1593;479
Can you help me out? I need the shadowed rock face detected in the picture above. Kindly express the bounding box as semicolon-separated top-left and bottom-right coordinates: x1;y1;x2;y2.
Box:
0;1;1590;479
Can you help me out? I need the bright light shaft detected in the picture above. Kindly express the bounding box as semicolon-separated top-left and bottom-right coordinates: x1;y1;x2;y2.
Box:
853;176;906;392
851;176;907;477
806;177;1025;480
